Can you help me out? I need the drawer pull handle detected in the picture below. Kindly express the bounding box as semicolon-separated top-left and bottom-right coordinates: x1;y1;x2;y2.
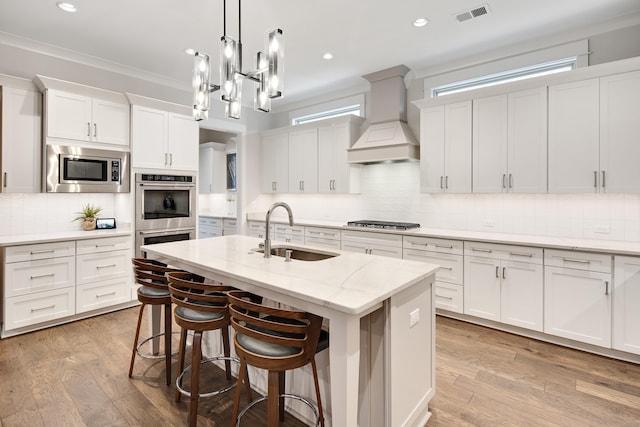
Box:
95;244;116;248
31;304;55;312
472;248;492;253
503;267;506;279
96;264;117;269
605;281;609;296
562;257;590;264
435;244;454;249
436;294;453;300
30;249;55;255
96;291;117;298
510;251;533;257
411;241;428;246
439;267;453;271
30;273;55;280
495;266;499;278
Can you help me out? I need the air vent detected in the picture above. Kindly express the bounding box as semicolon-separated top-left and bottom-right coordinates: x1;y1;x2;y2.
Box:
456;4;490;23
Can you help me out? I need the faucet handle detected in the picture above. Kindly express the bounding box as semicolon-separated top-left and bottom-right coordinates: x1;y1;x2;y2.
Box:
258;242;265;249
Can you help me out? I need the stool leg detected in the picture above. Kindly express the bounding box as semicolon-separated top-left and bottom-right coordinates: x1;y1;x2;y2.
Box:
222;326;232;381
189;331;202;427
164;302;172;386
231;358;247;427
267;371;280;427
311;358;325;427
175;327;188;402
278;371;285;421
128;303;146;378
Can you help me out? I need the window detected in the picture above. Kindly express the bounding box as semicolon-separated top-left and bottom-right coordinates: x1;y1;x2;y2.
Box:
291;104;362;125
431;57;577;97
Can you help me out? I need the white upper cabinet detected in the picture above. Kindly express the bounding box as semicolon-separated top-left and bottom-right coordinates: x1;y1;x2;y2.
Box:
131;105;198;171
45;89;129;147
473;89;547;193
288;128;318;193
199;142;226;194
261;132;289;193
1;84;42;193
420;101;472;193
548;79;600;193
317;117;363;193
599;70;640;194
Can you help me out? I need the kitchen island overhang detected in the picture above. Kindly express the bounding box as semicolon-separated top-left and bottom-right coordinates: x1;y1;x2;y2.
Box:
142;235;438;427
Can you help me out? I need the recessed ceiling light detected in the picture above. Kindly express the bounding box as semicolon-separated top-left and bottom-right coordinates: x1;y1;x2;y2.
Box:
56;2;77;13
184;48;197;56
413;18;428;27
322;53;334;60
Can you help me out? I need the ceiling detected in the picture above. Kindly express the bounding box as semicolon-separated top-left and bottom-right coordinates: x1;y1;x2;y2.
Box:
1;0;640;110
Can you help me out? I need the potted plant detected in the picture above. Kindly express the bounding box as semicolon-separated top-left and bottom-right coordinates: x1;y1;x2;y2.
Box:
74;203;102;231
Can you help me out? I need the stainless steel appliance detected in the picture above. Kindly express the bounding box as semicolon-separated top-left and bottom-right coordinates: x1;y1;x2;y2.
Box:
135;173;196;256
45;144;130;193
346;220;421;230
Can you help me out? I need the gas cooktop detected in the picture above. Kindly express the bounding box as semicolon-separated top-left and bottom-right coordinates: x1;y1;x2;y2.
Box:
346;220;421;231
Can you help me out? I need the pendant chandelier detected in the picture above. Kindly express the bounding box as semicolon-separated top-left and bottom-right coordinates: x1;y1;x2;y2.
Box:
191;0;284;120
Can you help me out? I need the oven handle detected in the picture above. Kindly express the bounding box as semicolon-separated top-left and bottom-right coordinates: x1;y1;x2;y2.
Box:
138;228;195;235
138;182;195;188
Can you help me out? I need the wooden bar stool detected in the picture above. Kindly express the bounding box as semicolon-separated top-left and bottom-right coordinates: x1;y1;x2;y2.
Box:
129;258;181;386
227;290;329;427
166;271;252;427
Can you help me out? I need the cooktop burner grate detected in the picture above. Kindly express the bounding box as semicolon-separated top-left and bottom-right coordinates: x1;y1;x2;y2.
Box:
346;220;421;230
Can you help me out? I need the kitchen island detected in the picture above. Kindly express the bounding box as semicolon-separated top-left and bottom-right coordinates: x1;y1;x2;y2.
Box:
142;235;438;427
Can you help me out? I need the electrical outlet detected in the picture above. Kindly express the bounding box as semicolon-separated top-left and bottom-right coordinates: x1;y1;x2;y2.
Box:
595;225;610;234
409;308;420;328
483;220;496;228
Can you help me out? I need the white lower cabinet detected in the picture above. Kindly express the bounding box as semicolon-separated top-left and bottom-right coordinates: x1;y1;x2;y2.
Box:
304;226;341;250
464;242;543;331
403;236;464;313
199;216;222;238
273;224;305;244
222;218;237;236
341;230;403;259
248;221;273;239
613;256;640;355
544;249;612;347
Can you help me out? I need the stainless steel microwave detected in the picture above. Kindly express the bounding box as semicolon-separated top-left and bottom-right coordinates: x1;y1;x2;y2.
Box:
45;144;130;193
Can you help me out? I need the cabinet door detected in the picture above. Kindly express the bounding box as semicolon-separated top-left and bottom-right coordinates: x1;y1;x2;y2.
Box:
508;87;548;193
288;128;318;193
544;266;611;347
46;89;92;142
444;101;472;193
464;255;500;321
318;123;358;193
369;244;403;259
473;95;508;193
261;133;289;193
91;98;129;146
548;79;600;193
168;113;199;171
420;106;446;193
613;256;640;355
1;87;41;193
501;260;543;331
599;71;640;194
131;105;168;169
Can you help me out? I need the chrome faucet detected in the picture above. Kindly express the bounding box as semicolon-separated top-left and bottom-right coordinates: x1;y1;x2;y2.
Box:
264;202;294;258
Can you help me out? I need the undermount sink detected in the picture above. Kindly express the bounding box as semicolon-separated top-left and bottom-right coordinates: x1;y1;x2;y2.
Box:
255;246;339;261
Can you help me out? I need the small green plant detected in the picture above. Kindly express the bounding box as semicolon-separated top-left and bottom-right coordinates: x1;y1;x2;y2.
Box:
73;203;102;221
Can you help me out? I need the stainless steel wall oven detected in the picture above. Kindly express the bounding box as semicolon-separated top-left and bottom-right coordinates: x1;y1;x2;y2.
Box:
135;173;196;256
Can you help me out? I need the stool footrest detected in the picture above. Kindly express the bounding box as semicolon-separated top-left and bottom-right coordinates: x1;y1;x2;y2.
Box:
236;393;320;427
135;331;181;360
176;356;239;398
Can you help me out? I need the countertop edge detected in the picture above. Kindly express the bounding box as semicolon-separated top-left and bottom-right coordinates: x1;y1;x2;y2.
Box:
0;226;132;247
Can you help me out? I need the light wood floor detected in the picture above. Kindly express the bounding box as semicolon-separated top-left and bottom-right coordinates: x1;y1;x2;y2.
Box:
1;309;639;426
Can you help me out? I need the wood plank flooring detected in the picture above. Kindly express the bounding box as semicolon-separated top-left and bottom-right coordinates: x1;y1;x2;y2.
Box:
1;309;639;426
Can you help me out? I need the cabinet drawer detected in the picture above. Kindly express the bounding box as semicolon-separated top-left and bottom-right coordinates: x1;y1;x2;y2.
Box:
305;226;341;241
274;232;305;244
341;230;403;248
464;241;542;264
403;249;463;285
273;224;305;236
544;249;611;273
223;218;237;228
76;250;129;285
434;282;463;313
248;221;272;238
403;236;463;255
76;277;128;314
5;241;75;263
4;287;75;331
4;256;75;297
199;217;222;227
76;236;130;255
305;235;342;251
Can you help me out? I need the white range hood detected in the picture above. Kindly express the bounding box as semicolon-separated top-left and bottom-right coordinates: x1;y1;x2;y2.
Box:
347;65;419;164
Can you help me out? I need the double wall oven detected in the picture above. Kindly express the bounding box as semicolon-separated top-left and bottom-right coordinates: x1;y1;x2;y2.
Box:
135;173;196;257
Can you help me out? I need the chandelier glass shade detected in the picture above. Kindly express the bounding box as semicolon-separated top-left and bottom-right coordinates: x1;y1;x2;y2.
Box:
191;0;283;120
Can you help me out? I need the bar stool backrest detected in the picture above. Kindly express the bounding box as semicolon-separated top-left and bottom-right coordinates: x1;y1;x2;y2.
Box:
132;257;177;292
227;290;323;371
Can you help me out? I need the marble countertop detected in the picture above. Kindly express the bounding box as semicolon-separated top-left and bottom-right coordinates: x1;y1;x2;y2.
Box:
246;213;640;256
142;234;439;315
0;224;132;247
